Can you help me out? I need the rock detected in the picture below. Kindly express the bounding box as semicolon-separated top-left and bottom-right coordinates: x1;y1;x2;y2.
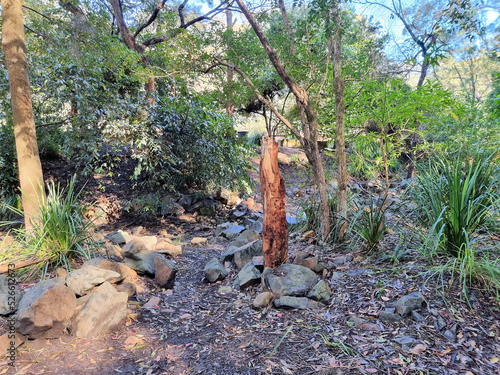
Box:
161;196;184;216
91;231;106;243
314;262;326;273
16;278;76;339
65;266;121;296
107;230;132;245
274;296;321;310
0;275;22;315
123;252;158;274
200;205;216;216
233;263;261;290
74;282;128;338
253;292;274;308
55;267;67;277
331;254;354;265
393;336;416;349
231;209;247;219
443;329;456;341
378;311;403;323
84;258;132;282
191;237;208;247
243;219;263;234
154;255;178;289
234;240;263;269
179;214;197;223
114;282;136;298
262;264;318;298
156;238;184;256
233;230;260;247
186;201;204;213
121;237;157;258
330;272;344;284
215;222;231;237
217;286;233;295
347;316;380;331
394;292;424;316
286;213;298;225
178;194;196;208
411;310;425;322
222;225;246;239
307;280;332;303
435;316;447;331
106;244;123;258
204;258;228;283
0;332;25;358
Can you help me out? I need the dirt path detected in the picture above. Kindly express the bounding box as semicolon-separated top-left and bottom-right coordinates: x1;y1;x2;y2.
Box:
1;149;499;375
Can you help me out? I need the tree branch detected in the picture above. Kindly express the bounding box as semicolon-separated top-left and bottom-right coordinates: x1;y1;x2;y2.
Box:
109;0;138;51
23;5;56;23
134;0;168;38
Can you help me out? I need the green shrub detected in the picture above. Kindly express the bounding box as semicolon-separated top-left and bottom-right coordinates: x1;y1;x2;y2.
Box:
412;150;498;257
0;124;18;198
133;96;252;193
0;177;99;278
246;130;266;147
353;195;387;250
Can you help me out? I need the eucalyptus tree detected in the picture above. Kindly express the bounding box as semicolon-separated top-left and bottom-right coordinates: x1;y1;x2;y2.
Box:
1;0;46;228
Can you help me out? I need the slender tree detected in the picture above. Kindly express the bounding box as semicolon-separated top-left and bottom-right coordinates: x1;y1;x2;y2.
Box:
2;0;46;229
234;0;332;241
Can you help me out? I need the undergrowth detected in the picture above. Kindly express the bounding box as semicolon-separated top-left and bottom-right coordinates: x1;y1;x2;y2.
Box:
0;177;100;279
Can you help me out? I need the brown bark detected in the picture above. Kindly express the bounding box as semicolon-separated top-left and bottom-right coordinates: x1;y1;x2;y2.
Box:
235;0;331;241
260;137;288;268
2;0;46;229
332;5;347;241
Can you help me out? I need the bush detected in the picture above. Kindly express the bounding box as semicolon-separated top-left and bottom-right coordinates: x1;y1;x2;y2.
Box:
0;124;18;198
133;96;252;193
353;195;387;250
412;150;498;257
0;177;99;278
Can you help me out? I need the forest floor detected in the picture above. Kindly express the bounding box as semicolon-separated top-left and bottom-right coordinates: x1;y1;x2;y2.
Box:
1;148;499;375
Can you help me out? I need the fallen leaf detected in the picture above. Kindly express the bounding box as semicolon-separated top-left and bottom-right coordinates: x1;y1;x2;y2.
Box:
490;357;499;364
365;369;378;373
409;344;427;355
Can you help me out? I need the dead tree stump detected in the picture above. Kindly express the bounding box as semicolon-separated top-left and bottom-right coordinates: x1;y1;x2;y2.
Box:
260;136;288;268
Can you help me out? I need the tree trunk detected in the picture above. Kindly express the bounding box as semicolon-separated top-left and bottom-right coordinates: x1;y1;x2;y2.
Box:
235;0;331;241
225;8;234;115
2;0;45;230
332;5;347;241
260;137;288;268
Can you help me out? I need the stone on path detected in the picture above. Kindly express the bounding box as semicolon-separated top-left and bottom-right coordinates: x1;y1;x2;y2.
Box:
156;238;184;256
262;264;318;298
394;292;424;316
307;280;332;303
191;237;208;247
274;296;321;310
121;236;158;259
16;278;76;339
154;255;178;289
84;258;132;282
74;282;128;338
222;225;245;240
65;266;121;296
204;258;228;283
253;292;273;309
233;240;263;269
233;263;261;290
107;230;132;245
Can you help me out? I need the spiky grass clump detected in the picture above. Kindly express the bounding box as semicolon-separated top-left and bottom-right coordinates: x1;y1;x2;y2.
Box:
353;195;387;251
413;150;500;301
0;177;99;278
